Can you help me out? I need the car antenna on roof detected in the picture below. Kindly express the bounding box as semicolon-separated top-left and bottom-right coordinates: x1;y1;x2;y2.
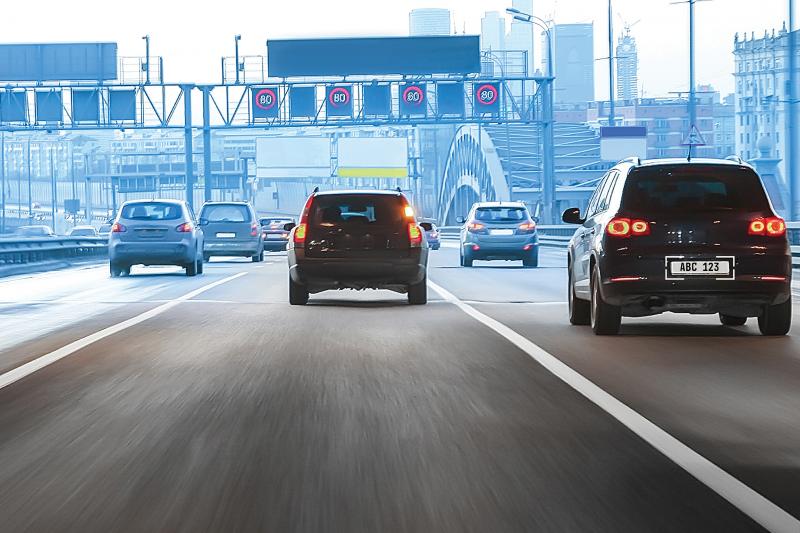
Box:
396;187;403;193
312;186;319;193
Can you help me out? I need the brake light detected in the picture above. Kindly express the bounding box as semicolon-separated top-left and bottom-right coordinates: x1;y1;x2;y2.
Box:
293;223;308;244
467;222;485;233
408;223;423;247
250;223;259;237
749;217;786;237
176;222;193;233
403;205;415;219
111;222;126;233
606;218;649;237
293;194;315;247
518;221;536;233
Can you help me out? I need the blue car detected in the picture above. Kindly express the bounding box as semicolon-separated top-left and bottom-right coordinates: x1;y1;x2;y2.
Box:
420;220;441;250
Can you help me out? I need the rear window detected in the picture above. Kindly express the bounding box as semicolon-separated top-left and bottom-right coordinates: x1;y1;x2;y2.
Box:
309;195;403;227
260;218;292;225
70;228;96;236
121;203;183;221
201;204;252;223
622;165;771;212
474;207;529;222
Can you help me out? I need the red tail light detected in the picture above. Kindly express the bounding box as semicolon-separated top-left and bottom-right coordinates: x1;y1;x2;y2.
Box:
408;223;423;247
467;222;485;233
250;223;259;237
176;222;194;233
293;223;308;244
293;194;315;247
518;221;537;233
111;222;126;233
749;217;786;237
606;218;649;238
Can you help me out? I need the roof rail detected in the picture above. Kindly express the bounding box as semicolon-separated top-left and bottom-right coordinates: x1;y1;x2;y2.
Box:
725;155;745;164
618;156;641;166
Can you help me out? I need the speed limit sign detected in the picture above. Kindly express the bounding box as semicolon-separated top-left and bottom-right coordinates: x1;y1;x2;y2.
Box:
399;83;427;116
474;82;501;116
252;87;280;119
326;85;353;117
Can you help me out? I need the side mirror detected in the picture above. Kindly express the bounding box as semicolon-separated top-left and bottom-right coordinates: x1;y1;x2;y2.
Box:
562;208;584;225
456;216;466;224
283;222;296;231
419;222;433;232
198;218;209;226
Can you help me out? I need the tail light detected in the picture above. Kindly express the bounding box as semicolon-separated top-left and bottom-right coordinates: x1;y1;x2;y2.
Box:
606;217;650;238
403;205;415;219
176;222;194;233
250;223;259;237
518;221;536;233
111;222;126;233
293;194;315;247
467;222;486;233
749;217;786;237
293;223;308;244
408;223;423;247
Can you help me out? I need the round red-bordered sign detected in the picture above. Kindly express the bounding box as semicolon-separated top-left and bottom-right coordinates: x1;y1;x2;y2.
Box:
402;86;425;106
254;88;277;110
328;87;351;107
476;84;499;106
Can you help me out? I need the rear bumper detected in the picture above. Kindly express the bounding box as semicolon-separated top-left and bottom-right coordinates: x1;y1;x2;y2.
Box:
109;242;195;265
263;239;289;250
204;240;261;255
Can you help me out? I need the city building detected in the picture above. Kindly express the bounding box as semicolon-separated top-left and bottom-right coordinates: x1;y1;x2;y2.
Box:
551;24;595;104
505;0;534;77
480;11;506;52
409;8;451;36
616;32;638;101
713;93;736;159
733;25;799;182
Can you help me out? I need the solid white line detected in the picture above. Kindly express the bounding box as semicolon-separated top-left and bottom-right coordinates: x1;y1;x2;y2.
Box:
428;280;800;533
0;272;248;391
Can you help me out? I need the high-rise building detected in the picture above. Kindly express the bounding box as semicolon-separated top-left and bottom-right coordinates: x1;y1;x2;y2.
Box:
480;11;505;52
505;0;534;76
616;32;638;101
409;8;451;36
551;23;595;104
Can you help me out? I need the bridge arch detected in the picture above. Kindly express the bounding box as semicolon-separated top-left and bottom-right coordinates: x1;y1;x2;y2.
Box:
437;125;511;225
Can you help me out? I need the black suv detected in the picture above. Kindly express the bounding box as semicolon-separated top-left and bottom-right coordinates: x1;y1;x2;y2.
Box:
286;190;429;305
563;158;792;336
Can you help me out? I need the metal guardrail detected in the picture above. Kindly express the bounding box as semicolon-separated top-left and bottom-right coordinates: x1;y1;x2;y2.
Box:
0;237;108;267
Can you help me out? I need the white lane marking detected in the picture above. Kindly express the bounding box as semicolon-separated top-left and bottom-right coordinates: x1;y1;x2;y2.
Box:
0;272;247;391
428;280;800;533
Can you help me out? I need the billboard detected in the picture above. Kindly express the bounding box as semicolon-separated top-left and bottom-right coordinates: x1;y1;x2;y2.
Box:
337;138;408;178
256;137;330;179
267;36;480;77
0;43;117;82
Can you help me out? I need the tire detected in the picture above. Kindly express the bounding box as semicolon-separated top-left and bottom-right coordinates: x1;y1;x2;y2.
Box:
289;276;309;305
110;262;123;278
196;259;204;275
408;276;427;305
719;314;747;326
590;264;621;335
462;247;474;268
252;250;264;263
186;260;198;277
568;267;591;325
522;248;539;268
203;254;211;263
758;299;792;336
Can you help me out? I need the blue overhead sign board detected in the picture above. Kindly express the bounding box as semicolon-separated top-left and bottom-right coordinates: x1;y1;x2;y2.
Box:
0;43;117;82
267;36;480;77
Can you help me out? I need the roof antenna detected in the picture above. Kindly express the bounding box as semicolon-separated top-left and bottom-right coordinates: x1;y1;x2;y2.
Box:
687;144;693;162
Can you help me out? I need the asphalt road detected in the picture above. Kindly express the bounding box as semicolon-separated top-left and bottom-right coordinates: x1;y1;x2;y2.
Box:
0;246;798;532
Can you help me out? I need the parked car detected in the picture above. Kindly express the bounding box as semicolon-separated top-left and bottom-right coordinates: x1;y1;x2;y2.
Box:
563;157;792;336
457;202;539;267
199;202;264;262
259;216;296;251
108;199;204;277
419;219;440;250
14;225;55;238
286;189;429;305
68;225;99;237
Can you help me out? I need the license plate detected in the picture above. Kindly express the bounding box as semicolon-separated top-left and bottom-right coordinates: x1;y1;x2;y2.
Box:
266;234;284;239
665;256;735;280
489;229;514;236
216;232;236;238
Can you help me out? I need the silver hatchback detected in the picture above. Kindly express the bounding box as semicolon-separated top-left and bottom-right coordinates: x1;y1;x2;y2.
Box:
108;200;204;277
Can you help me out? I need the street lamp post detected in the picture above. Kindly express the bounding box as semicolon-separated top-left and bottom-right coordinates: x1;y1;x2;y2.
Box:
234;35;242;85
608;0;615;127
142;35;151;85
789;0;799;222
508;8;557;224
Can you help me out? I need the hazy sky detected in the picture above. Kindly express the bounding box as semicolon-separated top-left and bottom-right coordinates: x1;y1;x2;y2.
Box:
0;0;788;98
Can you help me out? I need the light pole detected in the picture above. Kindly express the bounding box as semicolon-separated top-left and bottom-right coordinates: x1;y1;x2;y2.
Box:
234;35;242;85
507;8;557;223
673;0;711;134
608;0;615;126
789;0;799;222
142;35;150;85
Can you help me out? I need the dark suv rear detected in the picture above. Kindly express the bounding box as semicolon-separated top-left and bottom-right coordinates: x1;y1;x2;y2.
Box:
563;158;792;336
286;190;429;305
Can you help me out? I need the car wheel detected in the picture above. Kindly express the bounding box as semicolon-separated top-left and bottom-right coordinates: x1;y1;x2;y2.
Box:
522;248;539;268
758;299;792;336
568;268;591;326
186;261;198;277
196;258;204;275
462;247;473;268
590;264;621;335
110;263;122;278
252;251;263;263
289;276;309;305
408;275;427;305
203;254;211;263
719;314;747;326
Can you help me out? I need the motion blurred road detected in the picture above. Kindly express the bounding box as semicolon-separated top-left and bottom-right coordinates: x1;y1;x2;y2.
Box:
0;245;798;532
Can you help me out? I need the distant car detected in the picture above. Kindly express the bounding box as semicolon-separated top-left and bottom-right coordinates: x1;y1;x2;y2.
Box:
68;225;98;237
419;219;440;250
108;199;204;277
457;202;539;267
563;157;792;336
14;225;55;238
259;216;296;251
286;190;429;305
98;223;113;238
199;202;264;262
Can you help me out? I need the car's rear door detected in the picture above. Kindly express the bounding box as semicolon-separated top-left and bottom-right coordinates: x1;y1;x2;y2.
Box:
201;204;255;244
117;202;185;243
